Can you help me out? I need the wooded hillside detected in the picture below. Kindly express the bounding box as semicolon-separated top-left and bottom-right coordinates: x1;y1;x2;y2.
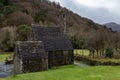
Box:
0;0;112;33
0;0;119;53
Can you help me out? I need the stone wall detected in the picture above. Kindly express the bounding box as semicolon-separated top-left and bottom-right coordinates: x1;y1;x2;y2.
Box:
14;41;48;74
48;50;74;68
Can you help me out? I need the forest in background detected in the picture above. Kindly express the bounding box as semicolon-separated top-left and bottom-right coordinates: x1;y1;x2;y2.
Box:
0;0;120;58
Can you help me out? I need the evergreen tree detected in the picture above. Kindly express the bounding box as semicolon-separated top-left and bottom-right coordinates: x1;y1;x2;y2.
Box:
34;9;48;24
0;14;3;26
3;0;12;6
0;29;13;51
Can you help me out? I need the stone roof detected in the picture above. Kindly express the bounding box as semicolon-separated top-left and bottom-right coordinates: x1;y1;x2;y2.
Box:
15;41;47;59
28;26;73;51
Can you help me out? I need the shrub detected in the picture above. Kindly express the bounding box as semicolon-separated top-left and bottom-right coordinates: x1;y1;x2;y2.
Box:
16;25;30;41
105;47;114;58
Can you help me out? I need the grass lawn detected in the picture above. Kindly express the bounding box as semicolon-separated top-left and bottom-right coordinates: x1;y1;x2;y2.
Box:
0;65;119;80
0;52;13;63
0;51;120;80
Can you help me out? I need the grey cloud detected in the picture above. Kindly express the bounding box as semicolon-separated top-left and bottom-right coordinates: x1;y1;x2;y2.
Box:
50;0;120;24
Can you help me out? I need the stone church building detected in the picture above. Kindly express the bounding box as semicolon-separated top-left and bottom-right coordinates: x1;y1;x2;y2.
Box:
14;26;73;74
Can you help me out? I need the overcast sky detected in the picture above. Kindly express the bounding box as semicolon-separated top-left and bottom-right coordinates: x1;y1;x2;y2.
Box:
49;0;120;24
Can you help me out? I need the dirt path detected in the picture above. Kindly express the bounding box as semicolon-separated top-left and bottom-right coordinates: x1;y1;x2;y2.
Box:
74;61;90;68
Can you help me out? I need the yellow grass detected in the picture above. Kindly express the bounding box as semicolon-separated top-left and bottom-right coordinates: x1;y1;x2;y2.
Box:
74;49;90;56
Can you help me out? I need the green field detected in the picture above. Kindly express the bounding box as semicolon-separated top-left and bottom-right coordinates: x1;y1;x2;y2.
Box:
0;51;120;80
0;65;119;80
74;49;90;56
74;49;120;63
0;52;13;62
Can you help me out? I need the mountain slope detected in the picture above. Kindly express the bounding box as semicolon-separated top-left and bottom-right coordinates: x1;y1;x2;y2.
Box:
0;0;112;36
105;22;120;32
